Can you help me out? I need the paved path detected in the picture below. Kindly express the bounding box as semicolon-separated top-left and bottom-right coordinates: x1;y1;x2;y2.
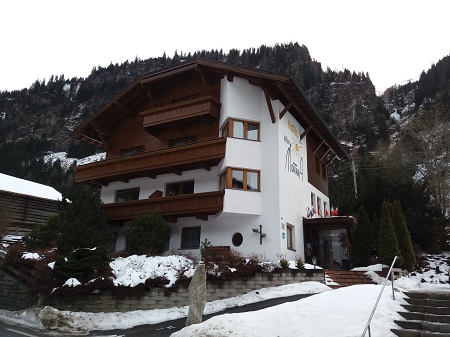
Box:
89;293;314;337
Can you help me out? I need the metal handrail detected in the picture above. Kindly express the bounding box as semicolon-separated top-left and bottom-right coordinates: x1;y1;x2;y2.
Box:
361;256;398;337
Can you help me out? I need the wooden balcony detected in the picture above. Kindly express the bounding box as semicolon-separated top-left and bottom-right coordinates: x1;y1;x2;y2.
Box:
102;191;225;222
141;95;221;135
75;138;226;186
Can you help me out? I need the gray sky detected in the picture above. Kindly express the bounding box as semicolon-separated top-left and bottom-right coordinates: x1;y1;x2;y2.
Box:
1;0;449;94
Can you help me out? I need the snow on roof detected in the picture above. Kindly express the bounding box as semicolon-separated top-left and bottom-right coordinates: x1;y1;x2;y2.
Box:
0;173;62;201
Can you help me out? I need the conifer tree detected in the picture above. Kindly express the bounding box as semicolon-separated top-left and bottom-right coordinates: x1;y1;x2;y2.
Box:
378;201;401;266
56;185;110;255
352;206;372;266
371;212;380;255
391;201;416;272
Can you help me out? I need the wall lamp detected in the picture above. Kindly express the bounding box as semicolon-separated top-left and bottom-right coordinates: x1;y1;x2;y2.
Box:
252;225;266;245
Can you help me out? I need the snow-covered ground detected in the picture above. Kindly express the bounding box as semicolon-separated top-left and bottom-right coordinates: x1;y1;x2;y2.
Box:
0;252;448;336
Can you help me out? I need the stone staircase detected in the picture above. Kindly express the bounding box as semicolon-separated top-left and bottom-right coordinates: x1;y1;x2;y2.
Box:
392;291;450;337
325;269;375;288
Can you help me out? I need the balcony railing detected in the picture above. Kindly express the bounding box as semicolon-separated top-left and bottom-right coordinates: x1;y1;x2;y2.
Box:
102;191;225;221
75;138;226;185
141;95;220;134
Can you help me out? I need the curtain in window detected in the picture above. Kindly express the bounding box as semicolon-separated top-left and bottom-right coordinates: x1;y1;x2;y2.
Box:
287;226;292;249
247;123;258;140
246;171;258;190
233;121;244;138
182;228;200;248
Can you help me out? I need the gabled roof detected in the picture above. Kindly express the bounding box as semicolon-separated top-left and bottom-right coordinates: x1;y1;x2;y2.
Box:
0;173;62;201
71;59;348;160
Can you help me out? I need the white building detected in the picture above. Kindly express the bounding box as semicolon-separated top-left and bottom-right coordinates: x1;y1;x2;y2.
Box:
72;60;355;268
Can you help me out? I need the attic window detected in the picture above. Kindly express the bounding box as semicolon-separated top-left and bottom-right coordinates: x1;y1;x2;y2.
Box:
169;136;197;148
120;146;144;156
172;94;199;104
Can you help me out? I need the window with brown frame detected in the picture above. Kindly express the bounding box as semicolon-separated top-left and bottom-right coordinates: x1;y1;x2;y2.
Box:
315;156;320;174
169;136;197;148
166;180;194;196
286;224;295;250
223;119;260;141
180;226;201;249
220;168;260;191
171;94;199;104
120;146;144;156
115;188;140;202
321;162;327;180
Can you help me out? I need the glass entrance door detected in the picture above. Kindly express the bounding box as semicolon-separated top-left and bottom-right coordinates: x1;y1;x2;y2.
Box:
312;229;349;269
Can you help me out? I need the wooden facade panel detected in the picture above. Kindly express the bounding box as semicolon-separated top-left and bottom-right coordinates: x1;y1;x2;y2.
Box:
151;73;221;107
306;134;329;196
102;191;225;221
75;138;226;183
142;96;220;128
106;113;220;159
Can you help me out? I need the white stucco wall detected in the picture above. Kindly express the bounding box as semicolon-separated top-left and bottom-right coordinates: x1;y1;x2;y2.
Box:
277;110;308;261
219;77;262;128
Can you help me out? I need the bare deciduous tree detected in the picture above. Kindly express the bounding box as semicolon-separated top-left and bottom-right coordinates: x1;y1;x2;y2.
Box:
398;102;450;218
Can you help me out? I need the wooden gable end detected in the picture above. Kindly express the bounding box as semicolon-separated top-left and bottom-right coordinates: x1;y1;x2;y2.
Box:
73;65;222;157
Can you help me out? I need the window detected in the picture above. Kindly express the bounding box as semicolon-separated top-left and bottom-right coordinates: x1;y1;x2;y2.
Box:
317;196;322;216
221;168;260;191
115;188;139;202
287;224;295;250
181;227;201;249
223;119;260;141
315;156;320;174
232;233;243;247
166;180;194;196
120;146;144;156
172;94;199;104
169;136;197;148
324;201;328;217
321;162;327;180
311;192;315;208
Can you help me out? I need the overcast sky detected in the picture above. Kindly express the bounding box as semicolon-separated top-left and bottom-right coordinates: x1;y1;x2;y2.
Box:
1;0;449;94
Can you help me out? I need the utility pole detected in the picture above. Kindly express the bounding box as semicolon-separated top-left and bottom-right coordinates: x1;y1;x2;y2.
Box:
352;156;358;198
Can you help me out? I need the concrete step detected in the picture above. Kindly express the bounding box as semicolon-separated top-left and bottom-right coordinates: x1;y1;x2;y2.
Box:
402;304;450;315
404;297;450;307
325;269;375;288
399;311;450;324
405;292;450;300
394;320;450;333
392;328;450;337
393;291;450;337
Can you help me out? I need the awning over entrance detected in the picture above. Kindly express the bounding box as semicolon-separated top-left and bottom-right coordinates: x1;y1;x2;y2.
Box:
303;216;356;270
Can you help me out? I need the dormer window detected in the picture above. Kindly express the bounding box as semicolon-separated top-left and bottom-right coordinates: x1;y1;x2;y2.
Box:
223;119;259;141
120;146;144;156
169;136;197;148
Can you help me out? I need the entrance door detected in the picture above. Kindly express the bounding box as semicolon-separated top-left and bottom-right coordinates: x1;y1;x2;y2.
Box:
312;229;349;269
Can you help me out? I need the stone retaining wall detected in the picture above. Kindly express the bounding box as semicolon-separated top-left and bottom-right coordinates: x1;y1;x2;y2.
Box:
0;270;38;310
40;270;325;312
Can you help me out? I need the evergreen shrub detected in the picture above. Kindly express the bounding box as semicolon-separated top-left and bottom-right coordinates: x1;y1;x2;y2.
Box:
125;213;171;255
